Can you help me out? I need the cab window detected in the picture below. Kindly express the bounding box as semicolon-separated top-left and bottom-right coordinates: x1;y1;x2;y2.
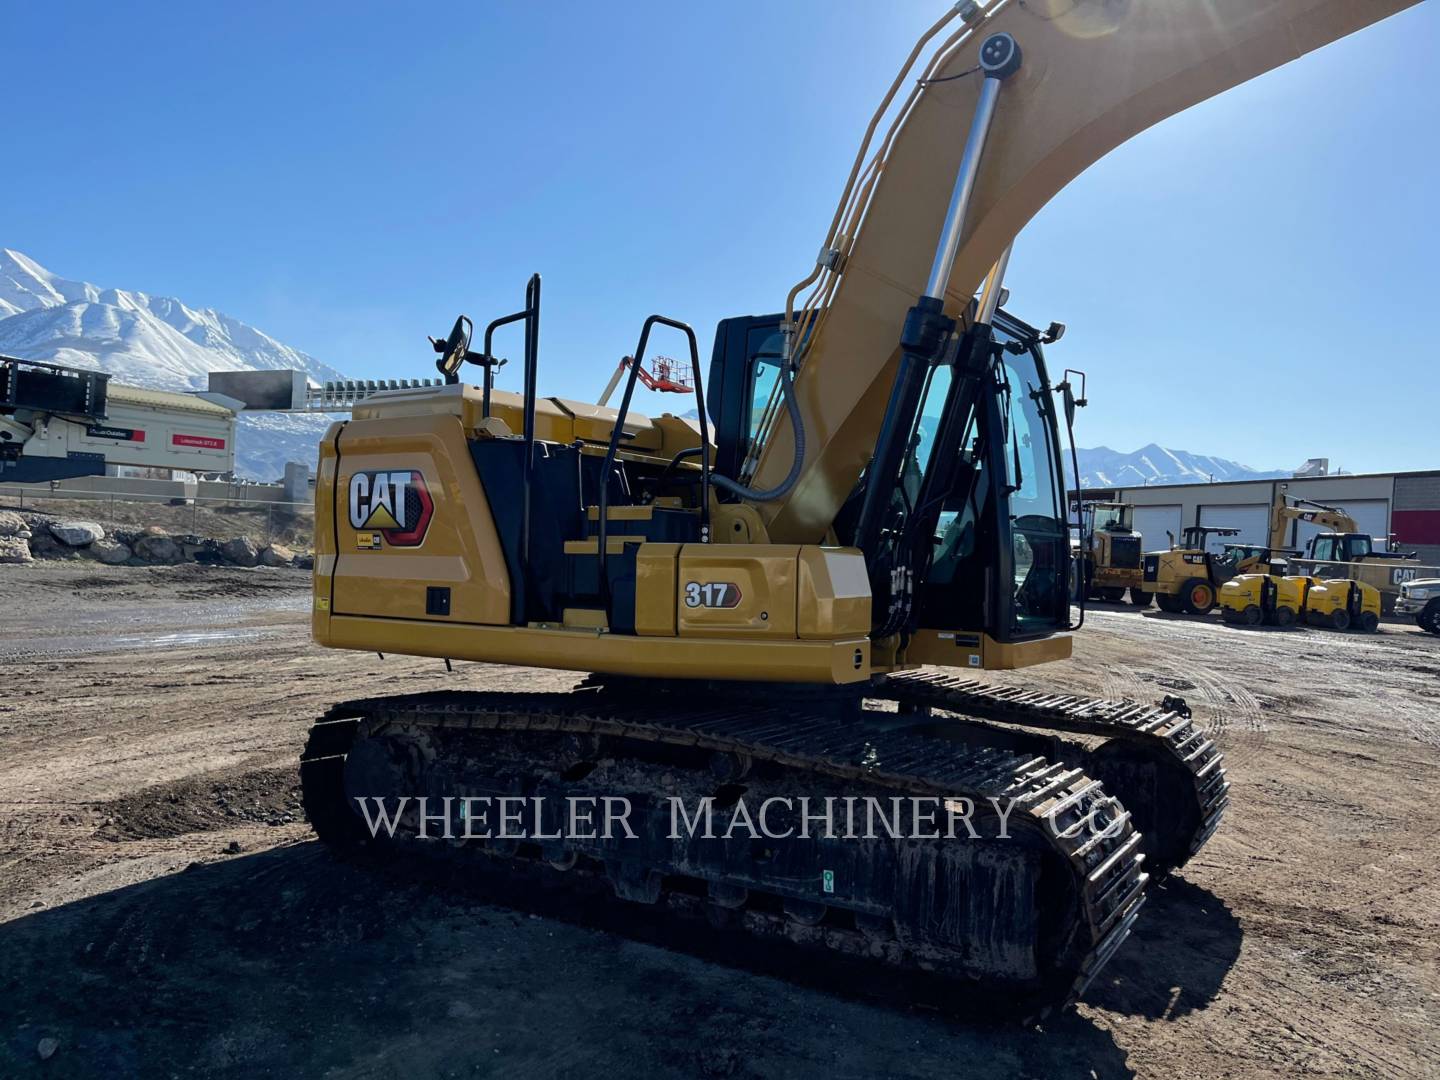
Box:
743;328;783;462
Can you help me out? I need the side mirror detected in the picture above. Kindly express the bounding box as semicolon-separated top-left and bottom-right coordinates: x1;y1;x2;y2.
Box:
1055;368;1087;429
432;315;474;382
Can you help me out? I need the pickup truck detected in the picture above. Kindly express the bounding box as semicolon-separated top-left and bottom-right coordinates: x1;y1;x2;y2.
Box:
1396;578;1440;635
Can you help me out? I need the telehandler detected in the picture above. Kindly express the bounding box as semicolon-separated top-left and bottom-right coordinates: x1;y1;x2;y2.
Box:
301;0;1420;1007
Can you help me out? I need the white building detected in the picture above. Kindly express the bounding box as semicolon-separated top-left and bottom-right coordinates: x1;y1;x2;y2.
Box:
1076;469;1440;566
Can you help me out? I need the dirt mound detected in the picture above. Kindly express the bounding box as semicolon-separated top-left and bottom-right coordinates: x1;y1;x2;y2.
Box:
97;766;301;841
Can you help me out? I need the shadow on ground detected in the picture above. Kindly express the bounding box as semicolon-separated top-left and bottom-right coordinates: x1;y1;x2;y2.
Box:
0;843;1241;1079
1086;876;1243;1019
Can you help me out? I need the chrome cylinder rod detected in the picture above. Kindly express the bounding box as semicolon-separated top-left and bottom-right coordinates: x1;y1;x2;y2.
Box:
922;31;1022;301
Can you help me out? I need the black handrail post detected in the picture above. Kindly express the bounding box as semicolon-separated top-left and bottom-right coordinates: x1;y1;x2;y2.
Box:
682;322;712;545
520;274;541;616
480;309;528;419
597;319;655;606
596;314;712;608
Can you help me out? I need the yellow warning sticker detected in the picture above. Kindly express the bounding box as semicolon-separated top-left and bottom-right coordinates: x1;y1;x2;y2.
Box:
315;596;330;612
356;532;382;550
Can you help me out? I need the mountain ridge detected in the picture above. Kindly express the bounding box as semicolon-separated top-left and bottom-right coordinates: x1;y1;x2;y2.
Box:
2;249;1302;487
0;248;343;479
1068;442;1290;489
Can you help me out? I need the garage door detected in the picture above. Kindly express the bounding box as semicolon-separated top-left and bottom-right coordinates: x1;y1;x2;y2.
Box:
1289;499;1391;553
1199;504;1268;553
1132;505;1182;552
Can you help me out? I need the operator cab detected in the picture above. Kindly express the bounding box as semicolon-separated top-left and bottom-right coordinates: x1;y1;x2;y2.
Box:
708;307;1071;648
1308;533;1374;563
1177;525;1239;551
1087;502;1134;533
1216;543;1294;576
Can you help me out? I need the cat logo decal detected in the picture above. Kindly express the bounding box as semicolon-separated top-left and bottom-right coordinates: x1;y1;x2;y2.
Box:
348;470;433;547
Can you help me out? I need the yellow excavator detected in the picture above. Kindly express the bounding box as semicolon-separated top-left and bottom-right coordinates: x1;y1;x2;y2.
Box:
301;0;1420;1008
1268;486;1421;612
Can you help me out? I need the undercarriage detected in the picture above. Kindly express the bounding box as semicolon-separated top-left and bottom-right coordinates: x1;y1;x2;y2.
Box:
296;676;1223;1009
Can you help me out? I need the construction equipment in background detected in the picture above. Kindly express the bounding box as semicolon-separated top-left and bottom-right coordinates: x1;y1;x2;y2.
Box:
1141;526;1255;615
1303;578;1382;632
1220;573;1381;632
1268;487;1423;613
598;355;694;407
1220;572;1308;628
299;0;1420;1009
2;355;237;481
1076;500;1150;606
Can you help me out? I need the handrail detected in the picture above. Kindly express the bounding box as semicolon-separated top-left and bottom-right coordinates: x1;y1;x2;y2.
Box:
596;315;710;606
519;274;541;612
469;274;541;621
478;309;526;419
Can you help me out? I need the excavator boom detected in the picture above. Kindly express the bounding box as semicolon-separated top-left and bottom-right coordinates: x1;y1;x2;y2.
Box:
752;0;1420;544
1269;489;1359;548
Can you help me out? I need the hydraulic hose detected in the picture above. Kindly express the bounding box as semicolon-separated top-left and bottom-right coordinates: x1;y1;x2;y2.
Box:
711;362;805;503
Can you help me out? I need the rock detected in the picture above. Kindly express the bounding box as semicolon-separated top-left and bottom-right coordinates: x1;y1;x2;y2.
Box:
177;536;224;564
0;535;34;563
221;536;261;567
49;520;106;546
294;552;315;571
224;840;244;855
88;538;133;565
133;534;182;564
25;529;75;559
37;1037;59;1061
0;509;28;537
261;543;295;567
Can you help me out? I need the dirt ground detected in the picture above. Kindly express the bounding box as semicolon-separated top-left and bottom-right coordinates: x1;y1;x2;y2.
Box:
0;563;1436;1079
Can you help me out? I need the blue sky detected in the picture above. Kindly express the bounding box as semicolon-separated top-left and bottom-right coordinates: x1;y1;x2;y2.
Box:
4;1;1436;473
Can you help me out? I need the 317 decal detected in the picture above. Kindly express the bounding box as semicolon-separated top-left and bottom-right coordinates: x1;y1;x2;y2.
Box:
684;581;742;608
348;470;433;546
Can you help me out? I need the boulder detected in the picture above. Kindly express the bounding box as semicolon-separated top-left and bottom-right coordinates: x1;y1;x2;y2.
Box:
260;543;295;567
293;552;315;571
25;530;76;559
133;534;182;564
0;535;33;564
170;534;217;563
221;536;261;567
0;510;30;537
49;520;106;546
88;538;133;565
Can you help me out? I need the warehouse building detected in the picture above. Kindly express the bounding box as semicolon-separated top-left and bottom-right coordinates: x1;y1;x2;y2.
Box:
1076;470;1440;566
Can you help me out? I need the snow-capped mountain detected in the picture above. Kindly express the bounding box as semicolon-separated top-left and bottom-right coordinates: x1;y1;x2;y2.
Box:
1069;443;1288;489
684;401;1286;490
0;250;1303;490
0;248;342;479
